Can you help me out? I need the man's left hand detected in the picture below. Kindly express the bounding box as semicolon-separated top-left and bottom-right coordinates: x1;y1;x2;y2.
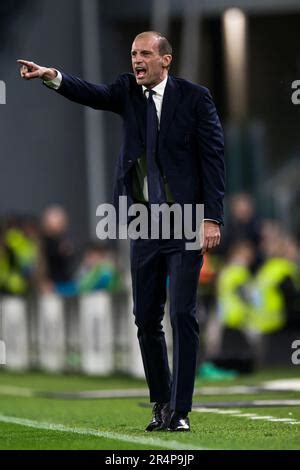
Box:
201;221;221;254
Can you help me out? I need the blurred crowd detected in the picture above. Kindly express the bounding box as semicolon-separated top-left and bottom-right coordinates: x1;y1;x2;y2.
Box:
1;196;299;316
199;193;300;375
0;205;122;298
1;196;299;373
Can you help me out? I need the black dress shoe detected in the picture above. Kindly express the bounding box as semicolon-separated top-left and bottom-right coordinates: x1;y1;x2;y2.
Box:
167;411;190;432
145;402;171;432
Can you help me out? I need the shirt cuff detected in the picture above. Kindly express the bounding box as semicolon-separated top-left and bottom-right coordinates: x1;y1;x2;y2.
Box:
43;70;62;90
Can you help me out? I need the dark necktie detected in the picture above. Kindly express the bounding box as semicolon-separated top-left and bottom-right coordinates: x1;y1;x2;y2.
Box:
145;89;166;205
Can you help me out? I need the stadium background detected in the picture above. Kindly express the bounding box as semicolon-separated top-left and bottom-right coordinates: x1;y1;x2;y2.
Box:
0;0;300;451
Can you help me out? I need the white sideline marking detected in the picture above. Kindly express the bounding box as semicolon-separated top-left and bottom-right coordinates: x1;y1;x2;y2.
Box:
209;410;241;414
250;416;274;420
0;415;207;450
268;418;296;422
193;408;223;413
194;407;300;426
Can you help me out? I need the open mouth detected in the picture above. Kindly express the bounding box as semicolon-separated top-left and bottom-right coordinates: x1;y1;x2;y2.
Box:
135;67;147;79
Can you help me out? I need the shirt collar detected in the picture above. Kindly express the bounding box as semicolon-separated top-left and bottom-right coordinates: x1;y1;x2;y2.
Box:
142;75;168;97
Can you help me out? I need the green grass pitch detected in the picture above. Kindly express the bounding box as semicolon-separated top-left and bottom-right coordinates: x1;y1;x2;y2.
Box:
0;368;300;450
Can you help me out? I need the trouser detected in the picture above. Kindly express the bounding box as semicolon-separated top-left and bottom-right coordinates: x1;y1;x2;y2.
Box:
130;235;203;413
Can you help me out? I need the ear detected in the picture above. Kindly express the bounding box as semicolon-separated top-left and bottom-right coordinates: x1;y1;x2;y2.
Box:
162;54;172;69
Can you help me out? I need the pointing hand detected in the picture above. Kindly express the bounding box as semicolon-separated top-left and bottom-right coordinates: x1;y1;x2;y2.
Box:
17;59;57;81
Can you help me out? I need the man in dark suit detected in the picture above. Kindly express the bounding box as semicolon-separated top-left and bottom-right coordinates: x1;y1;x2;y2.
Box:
18;31;225;432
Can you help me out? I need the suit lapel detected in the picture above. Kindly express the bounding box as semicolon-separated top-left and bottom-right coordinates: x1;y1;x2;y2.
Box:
158;76;181;150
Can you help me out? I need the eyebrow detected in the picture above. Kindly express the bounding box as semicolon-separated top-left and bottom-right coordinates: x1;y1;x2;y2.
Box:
131;49;153;55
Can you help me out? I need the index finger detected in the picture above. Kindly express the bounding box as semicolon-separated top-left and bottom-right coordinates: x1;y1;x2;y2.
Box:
17;59;33;67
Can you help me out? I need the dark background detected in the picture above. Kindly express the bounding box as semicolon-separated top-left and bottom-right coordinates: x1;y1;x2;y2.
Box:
0;0;299;244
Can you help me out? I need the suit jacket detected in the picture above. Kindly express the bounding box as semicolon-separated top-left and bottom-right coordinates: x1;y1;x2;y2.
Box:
55;72;225;224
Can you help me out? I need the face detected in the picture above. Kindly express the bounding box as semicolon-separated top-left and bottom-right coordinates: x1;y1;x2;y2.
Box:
131;34;171;88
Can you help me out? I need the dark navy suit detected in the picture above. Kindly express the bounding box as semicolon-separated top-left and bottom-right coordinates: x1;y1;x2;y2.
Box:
54;72;225;413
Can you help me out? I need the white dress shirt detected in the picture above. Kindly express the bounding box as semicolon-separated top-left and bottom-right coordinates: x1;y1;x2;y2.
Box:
142;76;168;127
